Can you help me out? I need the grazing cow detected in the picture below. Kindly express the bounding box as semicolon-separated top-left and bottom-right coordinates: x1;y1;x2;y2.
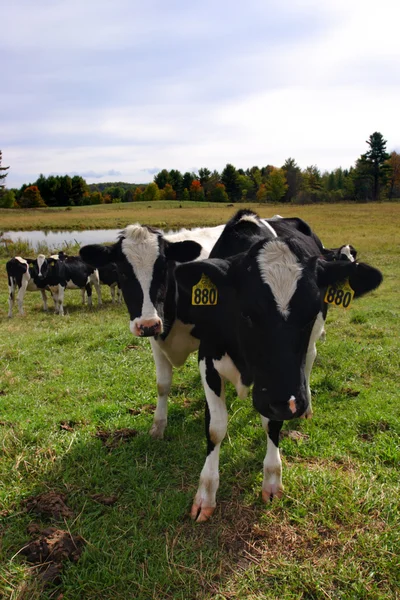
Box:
98;263;122;304
6;256;51;317
322;244;357;263
36;252;102;316
175;210;383;521
80;222;225;438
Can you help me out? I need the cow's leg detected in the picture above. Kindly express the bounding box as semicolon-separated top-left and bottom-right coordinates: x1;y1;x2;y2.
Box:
49;285;61;314
81;287;86;304
192;357;227;522
8;279;15;318
86;283;93;307
303;312;325;418
56;285;65;316
40;289;48;312
16;278;29;315
149;338;173;440
110;284;116;304
117;287;122;303
261;418;284;501
89;270;102;305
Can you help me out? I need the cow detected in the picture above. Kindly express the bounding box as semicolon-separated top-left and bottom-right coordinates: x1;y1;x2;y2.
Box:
36;252;102;316
6;256;52;317
98;263;122;304
80;222;225;438
174;210;383;521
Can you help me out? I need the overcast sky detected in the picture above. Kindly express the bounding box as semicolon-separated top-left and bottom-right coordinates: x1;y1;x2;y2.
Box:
2;0;400;189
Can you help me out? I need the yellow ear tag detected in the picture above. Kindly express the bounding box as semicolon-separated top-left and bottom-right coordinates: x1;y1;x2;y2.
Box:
324;280;354;309
192;274;218;306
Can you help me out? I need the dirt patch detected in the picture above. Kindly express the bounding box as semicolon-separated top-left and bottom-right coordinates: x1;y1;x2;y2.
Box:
125;344;140;350
59;420;77;432
128;404;156;416
90;493;118;505
280;430;310;442
24;492;74;520
95;427;139;448
20;525;85;585
358;419;391;441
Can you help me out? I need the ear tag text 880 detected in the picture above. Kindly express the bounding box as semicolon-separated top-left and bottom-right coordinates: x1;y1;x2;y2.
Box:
192;274;218;306
324;280;354;309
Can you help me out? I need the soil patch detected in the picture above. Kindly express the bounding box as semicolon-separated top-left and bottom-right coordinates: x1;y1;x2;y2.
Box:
24;492;74;520
20;525;85;585
95;427;139;448
90;493;118;505
280;430;310;441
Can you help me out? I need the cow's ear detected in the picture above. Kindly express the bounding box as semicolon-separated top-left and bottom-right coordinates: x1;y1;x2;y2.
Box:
316;259;383;298
175;258;231;293
80;243;118;267
165;240;203;263
25;258;36;265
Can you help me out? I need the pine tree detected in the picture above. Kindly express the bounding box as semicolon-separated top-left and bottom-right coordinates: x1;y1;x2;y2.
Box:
360;132;391;201
0;150;10;192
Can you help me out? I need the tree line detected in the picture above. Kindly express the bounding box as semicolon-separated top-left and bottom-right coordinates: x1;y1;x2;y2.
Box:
1;132;399;208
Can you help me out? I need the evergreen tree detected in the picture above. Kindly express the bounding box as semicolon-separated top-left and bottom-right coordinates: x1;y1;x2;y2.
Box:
359;132;391;201
0;150;10;192
221;163;241;202
281;158;301;202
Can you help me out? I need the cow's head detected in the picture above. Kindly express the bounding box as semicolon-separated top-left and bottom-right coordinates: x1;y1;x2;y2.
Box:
176;238;382;421
35;254;60;280
80;224;202;337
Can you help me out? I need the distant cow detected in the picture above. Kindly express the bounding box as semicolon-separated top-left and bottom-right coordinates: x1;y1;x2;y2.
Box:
175;210;382;521
6;256;52;317
36;253;102;316
98;263;122;303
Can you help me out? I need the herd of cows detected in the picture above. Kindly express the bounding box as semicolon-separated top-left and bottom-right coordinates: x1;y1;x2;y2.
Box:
6;210;383;521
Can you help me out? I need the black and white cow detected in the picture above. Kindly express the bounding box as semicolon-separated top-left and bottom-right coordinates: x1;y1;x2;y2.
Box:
98;263;122;304
80;222;225;437
36;252;102;316
174;210;383;521
6;256;52;317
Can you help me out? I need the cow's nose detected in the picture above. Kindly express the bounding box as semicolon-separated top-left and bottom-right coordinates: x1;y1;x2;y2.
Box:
139;323;161;337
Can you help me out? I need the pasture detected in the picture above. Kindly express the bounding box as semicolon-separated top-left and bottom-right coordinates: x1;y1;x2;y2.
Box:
0;203;399;599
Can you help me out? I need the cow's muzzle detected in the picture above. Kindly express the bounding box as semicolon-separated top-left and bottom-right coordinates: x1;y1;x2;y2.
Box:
131;318;162;337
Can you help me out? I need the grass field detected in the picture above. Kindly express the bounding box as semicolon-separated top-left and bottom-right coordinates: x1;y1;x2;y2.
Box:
0;203;399;599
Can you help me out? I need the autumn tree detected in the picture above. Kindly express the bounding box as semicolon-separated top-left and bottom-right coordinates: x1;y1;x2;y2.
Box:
162;183;177;200
133;187;144;202
19;185;47;208
387;151;400;199
210;183;229;203
190;179;205;202
265;167;288;202
143;182;160;202
359;132;391;201
0;150;10;193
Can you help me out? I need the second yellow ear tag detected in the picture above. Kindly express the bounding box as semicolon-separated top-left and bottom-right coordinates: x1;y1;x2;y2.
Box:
192;274;218;306
324;280;354;309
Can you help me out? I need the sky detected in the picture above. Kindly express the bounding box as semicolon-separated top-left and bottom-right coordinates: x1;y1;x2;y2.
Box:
2;0;400;189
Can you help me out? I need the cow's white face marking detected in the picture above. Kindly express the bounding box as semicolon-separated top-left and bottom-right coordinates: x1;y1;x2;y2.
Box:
122;225;160;324
256;240;302;319
37;254;46;276
340;245;355;262
15;256;28;265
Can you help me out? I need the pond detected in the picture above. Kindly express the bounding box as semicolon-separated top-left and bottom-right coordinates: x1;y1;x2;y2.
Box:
1;229;121;250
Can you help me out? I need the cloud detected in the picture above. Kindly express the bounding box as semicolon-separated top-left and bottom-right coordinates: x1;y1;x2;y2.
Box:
2;0;400;189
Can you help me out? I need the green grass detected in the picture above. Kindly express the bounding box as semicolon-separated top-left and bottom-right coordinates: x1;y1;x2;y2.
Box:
0;205;399;599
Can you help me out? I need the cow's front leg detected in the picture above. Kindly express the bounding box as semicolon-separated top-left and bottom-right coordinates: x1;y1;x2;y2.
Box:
192;357;227;523
149;338;173;439
16;279;29;315
260;417;283;501
40;289;48;312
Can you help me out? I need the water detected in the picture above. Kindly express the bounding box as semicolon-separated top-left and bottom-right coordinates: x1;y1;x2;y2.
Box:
1;229;121;250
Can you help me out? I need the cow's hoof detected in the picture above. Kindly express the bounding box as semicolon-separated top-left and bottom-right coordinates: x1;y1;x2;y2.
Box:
149;420;166;440
191;503;215;523
262;484;283;503
301;409;313;419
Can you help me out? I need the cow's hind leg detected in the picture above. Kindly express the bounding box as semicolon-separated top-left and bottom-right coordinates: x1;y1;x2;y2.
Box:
149;338;173;440
192;356;227;523
16;278;29;315
261;417;283;501
8;278;15;318
85;283;93;307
